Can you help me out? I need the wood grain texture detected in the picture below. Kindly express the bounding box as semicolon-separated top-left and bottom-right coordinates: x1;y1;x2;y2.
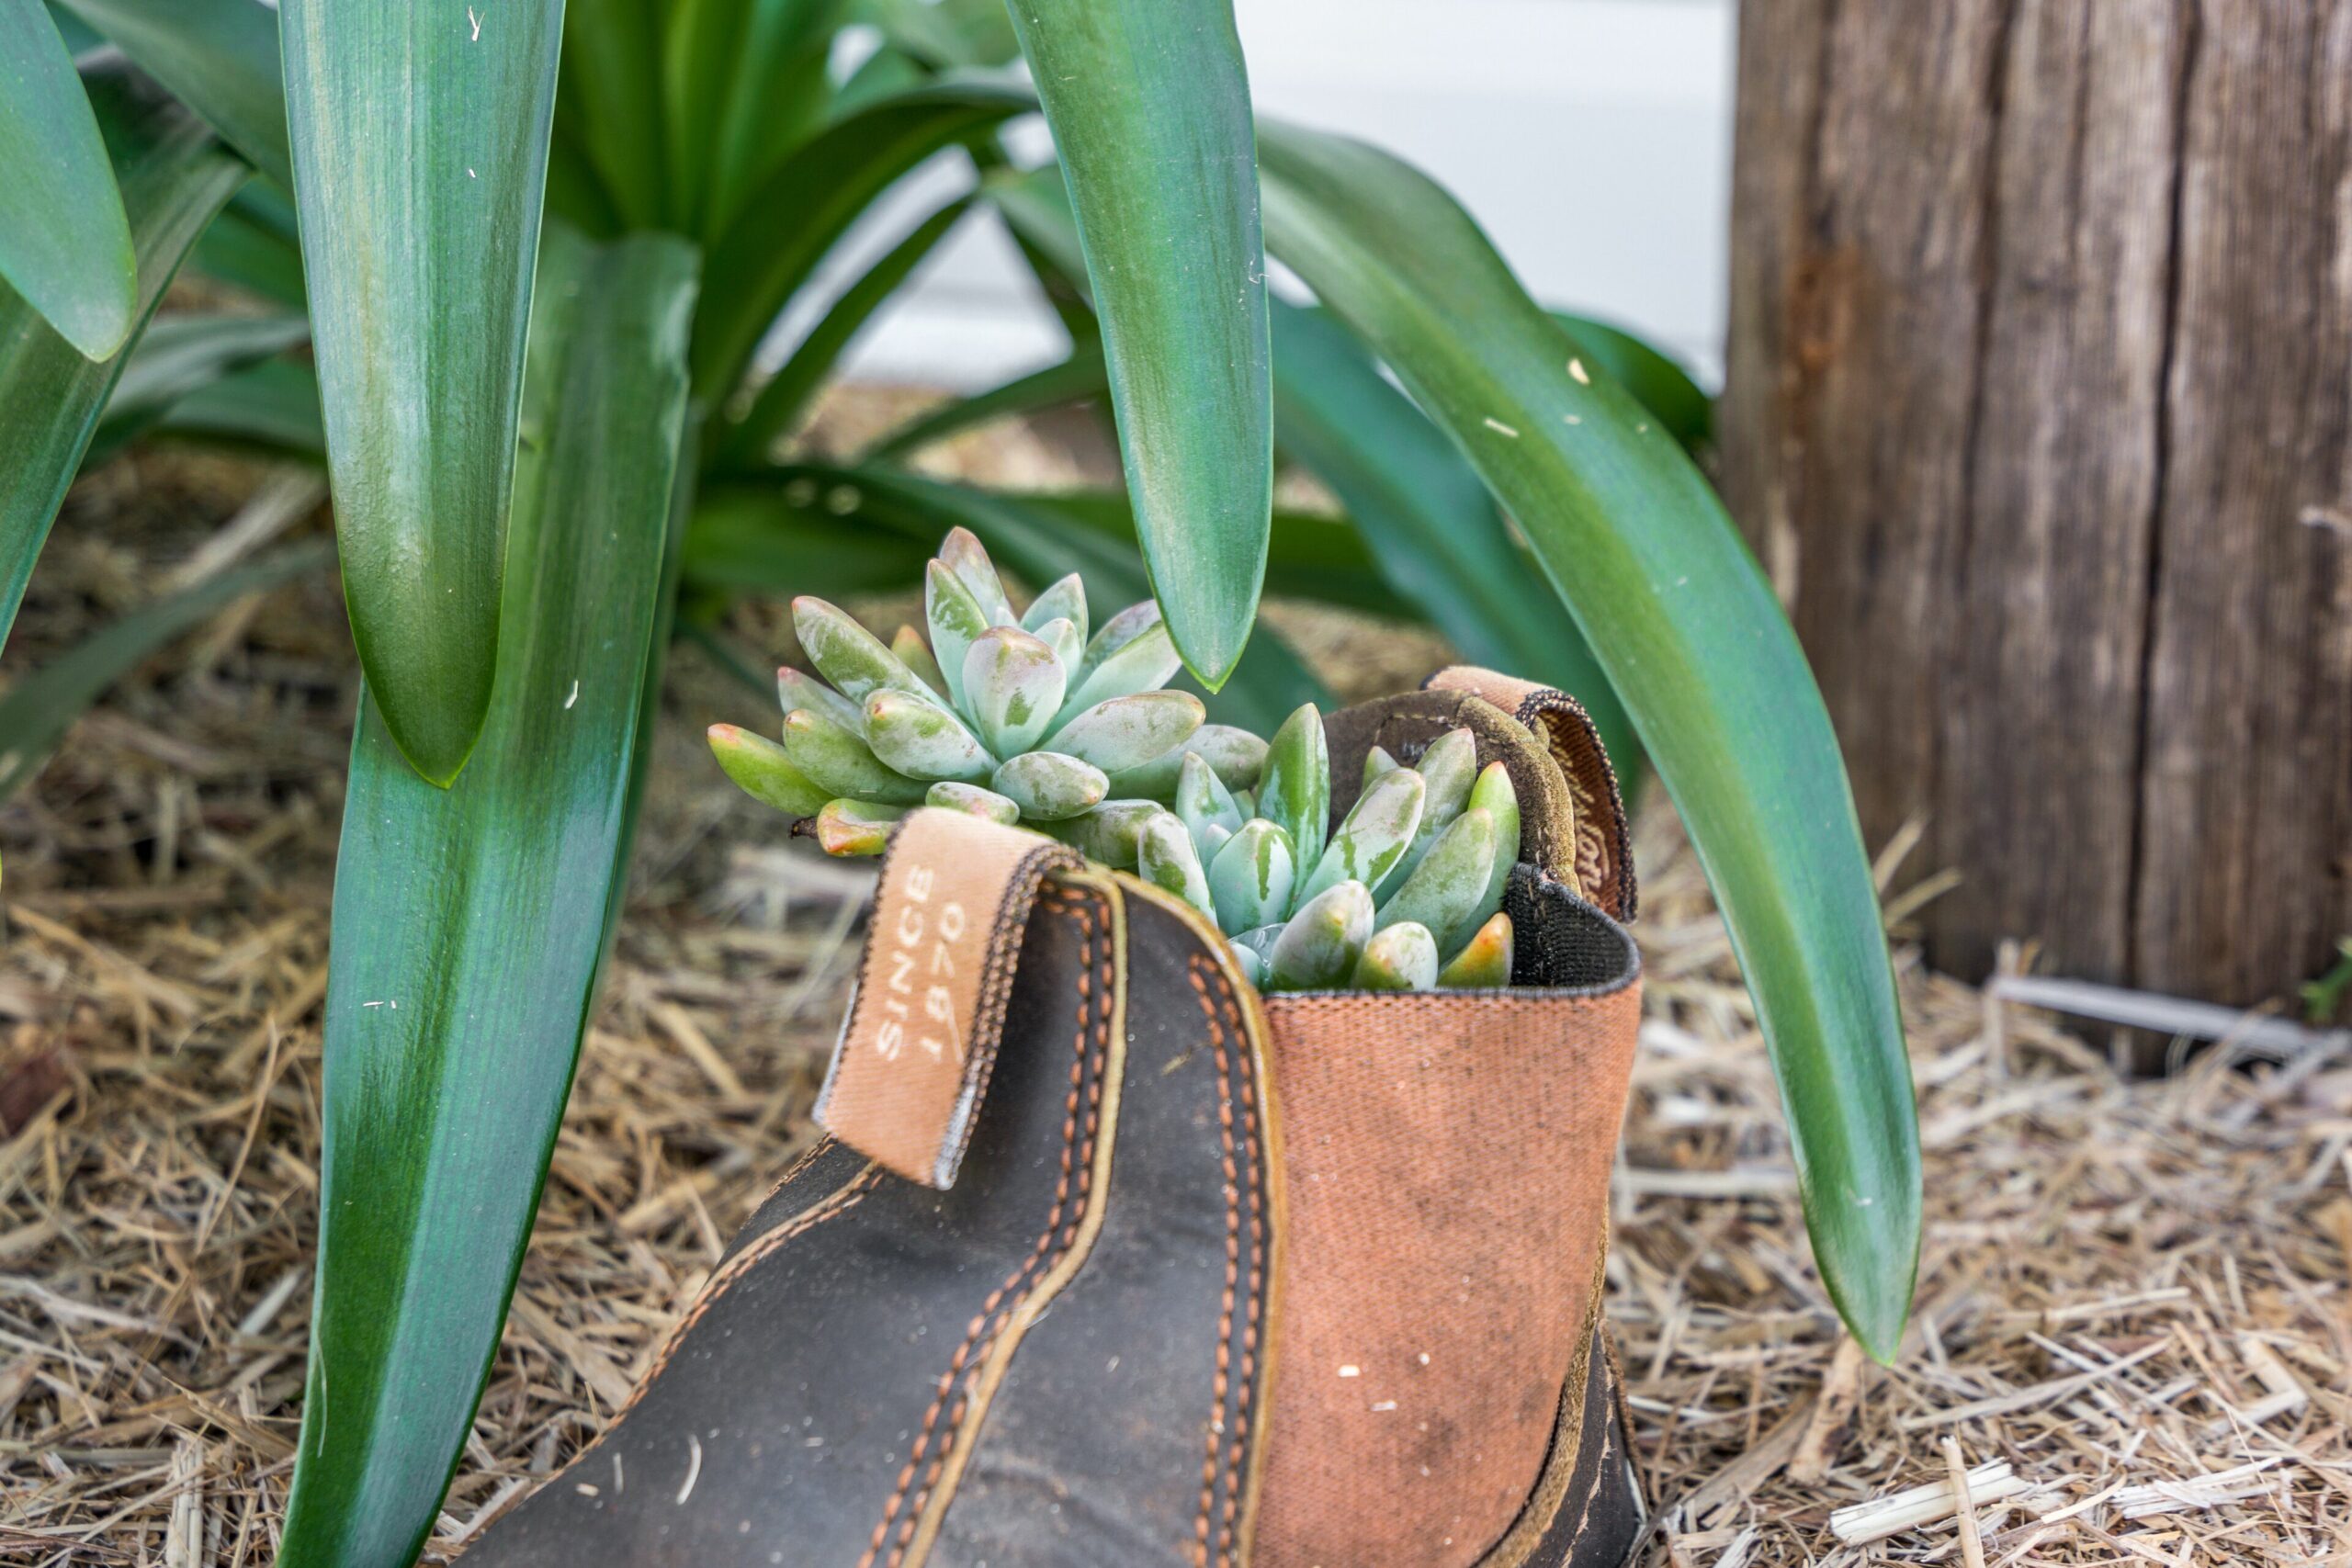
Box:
1724;0;2352;1005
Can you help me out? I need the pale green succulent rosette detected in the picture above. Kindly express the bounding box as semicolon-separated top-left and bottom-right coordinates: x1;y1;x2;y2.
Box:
710;527;1527;991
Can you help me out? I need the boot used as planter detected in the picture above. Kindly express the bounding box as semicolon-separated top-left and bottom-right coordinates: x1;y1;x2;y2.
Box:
467;661;1646;1568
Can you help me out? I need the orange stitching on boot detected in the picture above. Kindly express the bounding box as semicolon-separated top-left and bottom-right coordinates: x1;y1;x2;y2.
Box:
860;893;1110;1568
1186;957;1266;1568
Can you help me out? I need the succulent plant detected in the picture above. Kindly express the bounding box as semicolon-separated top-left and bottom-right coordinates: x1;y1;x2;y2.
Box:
708;526;1266;844
709;528;1520;992
1133;709;1519;993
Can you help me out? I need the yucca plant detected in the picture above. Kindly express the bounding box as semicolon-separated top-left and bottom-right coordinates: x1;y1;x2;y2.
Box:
2;0;1921;1560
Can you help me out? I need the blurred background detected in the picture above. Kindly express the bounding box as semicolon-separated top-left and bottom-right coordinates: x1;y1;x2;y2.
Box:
822;0;1735;389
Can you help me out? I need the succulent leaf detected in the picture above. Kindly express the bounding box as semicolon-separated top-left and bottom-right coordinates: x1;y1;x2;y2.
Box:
990;750;1111;820
1295;766;1424;911
924;558;991;708
1382;727;1478;895
1022;572;1089;647
778;664;865;736
1137;809;1216;922
1352;921;1439;990
1438;911;1513;988
1074;599;1162;686
815;798;905;856
1466;761;1521;930
892;626;949;696
939;525;1016;626
864;688;996;782
1227;942;1266;987
1374;806;1497;951
1049;798;1163;866
1103;724;1270;798
1034;614;1084;675
1258;704;1331;893
1363;744;1400;787
1208;818;1295;935
1045;691;1206;773
963;626;1069;757
1059;618;1182;719
1265;880;1374;991
784;706;931;805
1174;751;1245;862
708;724;831;818
792;595;933;705
926;781;1023;825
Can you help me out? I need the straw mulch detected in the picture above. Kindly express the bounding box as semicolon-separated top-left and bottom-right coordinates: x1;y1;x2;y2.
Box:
1;425;2346;1566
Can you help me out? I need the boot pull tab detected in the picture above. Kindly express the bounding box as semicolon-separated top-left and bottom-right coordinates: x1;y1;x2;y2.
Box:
816;808;1081;1187
1424;667;1637;922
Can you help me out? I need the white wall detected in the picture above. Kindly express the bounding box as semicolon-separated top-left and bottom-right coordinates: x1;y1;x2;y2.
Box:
799;0;1737;390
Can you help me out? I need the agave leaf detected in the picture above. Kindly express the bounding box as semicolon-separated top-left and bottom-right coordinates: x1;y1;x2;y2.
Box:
0;0;136;359
1136;808;1216;922
1260;118;1918;1354
1296;766;1423;911
989;750;1107;821
1437;911;1512;989
1207;818;1295;937
1044;690;1204;774
1265;879;1373;992
1352;920;1437;991
784;705;930;804
1257;703;1331;894
962;626;1066;758
707;722;830;818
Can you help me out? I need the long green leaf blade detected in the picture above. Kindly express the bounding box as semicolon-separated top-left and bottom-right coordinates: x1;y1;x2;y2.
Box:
153;355;324;460
87;310;308;462
716;195;973;468
280;0;566;784
864;341;1107;462
54;0;291;186
0;0;136;357
1260;121;1920;1358
1270;299;1638;772
0;541;327;800
0;62;247;661
1549;310;1713;457
1007;0;1271;690
692;79;1029;400
277;228;697;1568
